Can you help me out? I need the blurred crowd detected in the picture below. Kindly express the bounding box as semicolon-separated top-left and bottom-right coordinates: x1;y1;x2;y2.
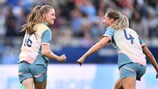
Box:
0;0;158;64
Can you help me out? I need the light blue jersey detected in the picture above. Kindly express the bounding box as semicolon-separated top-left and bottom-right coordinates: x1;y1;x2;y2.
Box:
18;23;52;83
19;23;52;65
103;27;146;68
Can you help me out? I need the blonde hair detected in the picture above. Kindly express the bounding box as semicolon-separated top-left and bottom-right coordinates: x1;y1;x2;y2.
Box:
21;5;54;34
34;5;54;24
106;10;129;30
21;6;41;34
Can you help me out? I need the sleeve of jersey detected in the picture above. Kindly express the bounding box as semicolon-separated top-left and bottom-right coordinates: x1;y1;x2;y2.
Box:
138;37;146;47
41;29;52;45
103;27;114;41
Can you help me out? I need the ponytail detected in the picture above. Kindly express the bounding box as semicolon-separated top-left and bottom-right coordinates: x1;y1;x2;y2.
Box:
21;6;41;34
21;5;54;35
106;10;129;30
111;15;129;30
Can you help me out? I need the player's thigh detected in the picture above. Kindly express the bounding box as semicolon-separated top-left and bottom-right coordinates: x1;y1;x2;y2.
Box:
18;61;33;83
114;78;123;89
30;64;47;82
119;63;141;89
22;78;34;89
34;80;47;89
121;77;136;89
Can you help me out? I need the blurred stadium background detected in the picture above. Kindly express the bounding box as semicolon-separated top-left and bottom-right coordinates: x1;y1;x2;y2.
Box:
0;0;158;89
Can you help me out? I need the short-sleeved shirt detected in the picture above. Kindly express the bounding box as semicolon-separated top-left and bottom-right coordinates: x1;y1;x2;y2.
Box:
103;27;146;68
19;22;52;65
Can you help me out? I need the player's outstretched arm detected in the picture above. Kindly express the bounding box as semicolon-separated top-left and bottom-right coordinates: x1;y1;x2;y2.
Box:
77;36;110;66
142;45;158;78
41;44;66;62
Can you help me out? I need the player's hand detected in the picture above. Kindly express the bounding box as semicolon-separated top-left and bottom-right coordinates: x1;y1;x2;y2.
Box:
156;72;158;79
77;60;83;66
59;54;67;62
77;56;85;66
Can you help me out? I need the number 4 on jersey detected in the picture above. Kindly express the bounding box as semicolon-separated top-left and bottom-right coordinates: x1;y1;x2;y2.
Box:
123;30;134;44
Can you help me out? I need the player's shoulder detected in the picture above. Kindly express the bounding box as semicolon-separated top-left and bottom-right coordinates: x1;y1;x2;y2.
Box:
126;28;135;32
35;23;51;33
127;28;138;34
36;23;49;30
33;23;51;36
107;27;115;31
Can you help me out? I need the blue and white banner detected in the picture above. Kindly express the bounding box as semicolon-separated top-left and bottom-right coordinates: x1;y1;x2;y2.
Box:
0;64;157;89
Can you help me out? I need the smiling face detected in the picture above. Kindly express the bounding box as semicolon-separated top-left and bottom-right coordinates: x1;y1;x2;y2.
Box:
44;8;56;25
102;13;115;27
